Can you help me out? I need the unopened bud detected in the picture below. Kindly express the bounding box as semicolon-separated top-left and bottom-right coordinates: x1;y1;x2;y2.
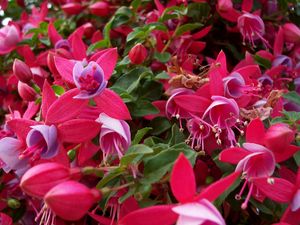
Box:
128;43;148;65
13;59;32;83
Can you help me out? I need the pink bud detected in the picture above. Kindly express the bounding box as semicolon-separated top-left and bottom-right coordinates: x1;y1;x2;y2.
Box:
13;59;32;83
17;81;36;101
89;1;110;17
45;181;101;221
128;43;148;65
20;163;80;198
264;123;294;153
61;3;84;15
282;23;300;44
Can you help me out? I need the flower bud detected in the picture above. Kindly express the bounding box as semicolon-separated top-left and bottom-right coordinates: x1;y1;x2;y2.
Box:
128;43;148;65
264;123;294;153
20;162;80;198
13;59;32;83
17;81;36;101
61;3;84;15
45;181;101;221
282;23;300;44
89;1;110;17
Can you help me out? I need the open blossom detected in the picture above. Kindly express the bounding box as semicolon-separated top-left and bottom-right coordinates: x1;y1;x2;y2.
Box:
172;199;225;225
73;61;107;99
237;12;269;48
0;24;21;55
21;125;59;160
96;113;131;160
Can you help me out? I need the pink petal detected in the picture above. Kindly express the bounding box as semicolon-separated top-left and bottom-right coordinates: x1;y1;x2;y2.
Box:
171;153;196;203
88;212;116;225
241;0;253;12
23;101;40;119
245;118;265;145
281;207;300;225
77;141;99;166
119;205;178;225
253;177;294;203
154;0;165;14
58;119;100;143
54;56;75;84
273;145;300;163
235;65;261;79
7;119;38;141
219;147;250;164
93;89;131;120
274;27;284;56
41;80;57;120
173;95;211;114
71;34;87;60
192;26;212;39
46;89;88;124
95;48;118;80
195;171;240;202
209;69;224;96
48;22;62;45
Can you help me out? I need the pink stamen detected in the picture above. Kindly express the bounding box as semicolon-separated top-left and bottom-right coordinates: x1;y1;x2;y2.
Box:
79;74;100;92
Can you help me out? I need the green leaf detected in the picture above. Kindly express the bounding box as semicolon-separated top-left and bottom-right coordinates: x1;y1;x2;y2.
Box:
127;100;159;117
120;144;153;166
155;71;170;80
175;23;203;36
87;40;109;54
283;91;300;106
254;54;272;69
52;85;65;96
187;3;211;22
169;124;186;145
214;175;241;207
150;117;172;135
132;127;153;145
141;145;196;184
118;186;136;204
153;52;171;63
96;167;124;189
294;151;300;166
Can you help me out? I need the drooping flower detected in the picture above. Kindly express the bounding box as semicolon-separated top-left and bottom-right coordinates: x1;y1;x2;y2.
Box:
0;24;21;55
237;12;269;48
20;125;59;161
172;199;225;225
73;61;107;99
120;153;239;225
0;137;29;175
96;113;131;161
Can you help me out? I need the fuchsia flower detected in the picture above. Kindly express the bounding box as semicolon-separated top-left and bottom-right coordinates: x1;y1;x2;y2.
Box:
0;24;21;55
282;23;300;44
128;43;148;65
73;61;107;99
252;169;300;225
20;162;80;198
219;118;299;209
20;125;59;161
237;12;269;48
0;137;28;175
120;154;240;225
44;181;101;221
97;113;131;160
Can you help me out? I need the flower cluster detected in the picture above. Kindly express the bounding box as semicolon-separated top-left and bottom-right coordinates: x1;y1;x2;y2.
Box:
0;0;299;224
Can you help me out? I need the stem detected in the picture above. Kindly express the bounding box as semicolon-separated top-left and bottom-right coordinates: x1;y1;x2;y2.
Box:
161;20;182;53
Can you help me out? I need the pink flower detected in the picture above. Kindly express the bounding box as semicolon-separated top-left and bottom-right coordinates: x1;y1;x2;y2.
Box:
0;24;21;55
20;162;80;198
89;1;110;17
237;12;269;48
282;23;300;44
172;199;225;225
203;96;239;129
73;61;107;99
44;181;101;221
97;113;131;160
13;59;33;84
